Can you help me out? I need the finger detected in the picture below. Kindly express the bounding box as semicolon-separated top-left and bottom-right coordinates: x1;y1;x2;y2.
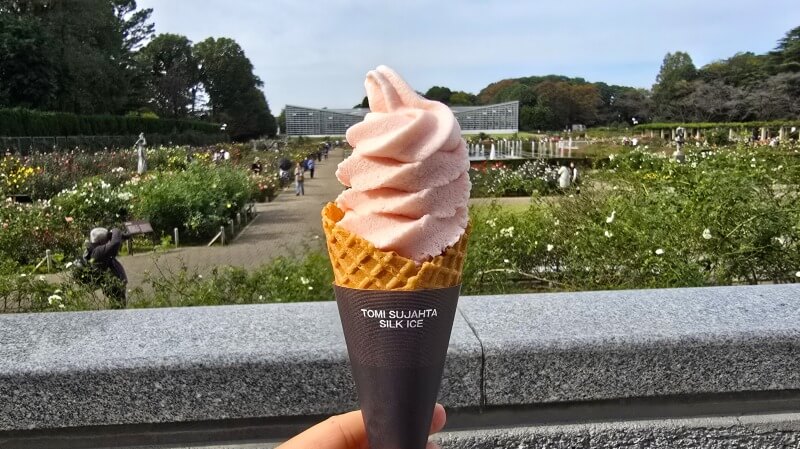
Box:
278;410;366;449
278;404;446;449
430;403;447;434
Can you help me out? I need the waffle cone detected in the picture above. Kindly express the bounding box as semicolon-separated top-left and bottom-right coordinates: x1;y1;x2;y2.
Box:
322;203;469;290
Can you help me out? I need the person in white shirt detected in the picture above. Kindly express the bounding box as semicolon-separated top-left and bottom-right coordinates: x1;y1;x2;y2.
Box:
570;162;580;194
557;162;571;190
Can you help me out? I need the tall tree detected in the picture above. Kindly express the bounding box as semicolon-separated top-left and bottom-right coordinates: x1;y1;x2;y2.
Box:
652;51;698;121
612;89;652;125
112;0;154;112
533;81;600;129
682;80;745;122
139;34;199;118
699;52;768;88
194;37;275;139
33;0;134;114
448;91;475;106
0;11;54;108
424;86;452;104
112;0;154;53
768;25;800;73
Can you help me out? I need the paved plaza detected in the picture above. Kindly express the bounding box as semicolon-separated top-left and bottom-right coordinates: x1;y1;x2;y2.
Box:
120;148;345;291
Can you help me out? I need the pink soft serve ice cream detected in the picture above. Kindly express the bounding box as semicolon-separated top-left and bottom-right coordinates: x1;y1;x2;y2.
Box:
335;65;470;263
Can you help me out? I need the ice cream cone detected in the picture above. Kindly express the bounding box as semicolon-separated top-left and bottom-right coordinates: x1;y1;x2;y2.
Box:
324;203;468;449
322;202;469;291
323;65;471;449
334;285;460;449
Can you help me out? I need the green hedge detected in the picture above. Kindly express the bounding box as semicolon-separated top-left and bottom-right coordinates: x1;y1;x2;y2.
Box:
636;120;800;130
0;108;223;137
1;133;228;153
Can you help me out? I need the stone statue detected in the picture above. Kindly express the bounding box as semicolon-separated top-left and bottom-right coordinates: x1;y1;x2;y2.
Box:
135;132;147;174
674;127;686;163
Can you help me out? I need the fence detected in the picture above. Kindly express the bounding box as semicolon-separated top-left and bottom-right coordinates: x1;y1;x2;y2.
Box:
0;133;229;155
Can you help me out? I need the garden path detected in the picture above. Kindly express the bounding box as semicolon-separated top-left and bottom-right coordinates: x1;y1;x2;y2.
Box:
119;147;345;291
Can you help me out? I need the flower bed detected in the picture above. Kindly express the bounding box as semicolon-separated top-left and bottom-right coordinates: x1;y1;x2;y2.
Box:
132;164;253;239
470;160;560;197
0;200;83;266
0;251;333;313
464;145;800;294
0;141;317;268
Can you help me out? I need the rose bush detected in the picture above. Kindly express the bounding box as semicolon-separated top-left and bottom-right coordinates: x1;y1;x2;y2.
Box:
51;177;132;231
470;160;559;197
0;200;82;265
131;163;253;239
464;145;800;294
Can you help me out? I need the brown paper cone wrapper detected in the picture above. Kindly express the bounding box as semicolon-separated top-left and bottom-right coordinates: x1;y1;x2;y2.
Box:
335;285;461;449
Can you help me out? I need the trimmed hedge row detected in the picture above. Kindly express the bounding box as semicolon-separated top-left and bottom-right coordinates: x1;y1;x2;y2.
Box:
0;108;223;137
636;120;800;130
0;133;228;153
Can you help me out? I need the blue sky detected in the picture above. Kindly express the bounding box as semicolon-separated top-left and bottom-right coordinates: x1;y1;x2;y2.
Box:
138;0;798;113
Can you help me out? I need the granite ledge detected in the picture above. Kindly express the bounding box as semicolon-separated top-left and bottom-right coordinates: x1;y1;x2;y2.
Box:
458;284;800;406
0;301;481;431
2;284;800;432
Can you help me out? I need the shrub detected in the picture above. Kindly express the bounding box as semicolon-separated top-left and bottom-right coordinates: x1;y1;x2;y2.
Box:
0;201;83;266
130;251;334;308
470;160;558;197
0;272;104;313
131;163;253;239
250;172;281;202
51;176;132;231
464;145;800;294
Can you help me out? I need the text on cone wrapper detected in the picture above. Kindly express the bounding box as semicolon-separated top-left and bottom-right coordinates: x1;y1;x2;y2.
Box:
361;308;439;329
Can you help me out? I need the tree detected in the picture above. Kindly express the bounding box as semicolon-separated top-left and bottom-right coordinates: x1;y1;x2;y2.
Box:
277;108;286;133
194;37;276;139
112;0;154;54
652;51;698;121
448;91;475;106
111;0;154;112
655;51;698;86
139;34;199;118
769;25;800;73
682;80;745;122
613;89;652;125
424;86;452;104
0;12;55;109
520;104;553;131
699;52;768;88
744;73;800;120
533;81;600;129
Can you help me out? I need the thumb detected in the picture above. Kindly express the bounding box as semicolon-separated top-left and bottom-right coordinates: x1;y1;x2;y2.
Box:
278;404;446;449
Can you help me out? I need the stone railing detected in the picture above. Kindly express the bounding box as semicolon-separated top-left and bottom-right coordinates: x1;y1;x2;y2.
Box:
2;284;800;448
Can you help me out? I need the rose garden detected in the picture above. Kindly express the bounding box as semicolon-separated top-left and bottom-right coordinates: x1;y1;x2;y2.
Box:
3;3;800;445
2;131;798;313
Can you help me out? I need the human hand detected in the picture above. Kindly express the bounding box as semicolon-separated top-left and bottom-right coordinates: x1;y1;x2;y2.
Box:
277;403;446;449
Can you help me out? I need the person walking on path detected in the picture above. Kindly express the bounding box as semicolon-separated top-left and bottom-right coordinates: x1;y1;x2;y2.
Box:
294;161;305;196
87;227;130;308
306;156;315;179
